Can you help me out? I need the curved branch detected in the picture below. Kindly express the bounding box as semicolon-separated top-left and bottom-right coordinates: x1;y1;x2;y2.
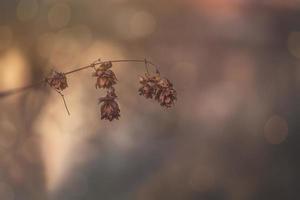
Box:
0;58;160;99
0;81;44;98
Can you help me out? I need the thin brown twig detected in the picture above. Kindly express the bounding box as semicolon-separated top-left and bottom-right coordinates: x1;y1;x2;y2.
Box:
63;59;159;76
0;58;159;99
109;59;159;73
144;58;150;75
0;80;45;98
55;90;70;115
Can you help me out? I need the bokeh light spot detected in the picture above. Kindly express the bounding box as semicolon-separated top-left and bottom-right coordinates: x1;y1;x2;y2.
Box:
264;115;288;144
129;11;156;38
16;0;39;21
48;3;71;29
37;32;55;58
114;9;156;39
0;48;30;90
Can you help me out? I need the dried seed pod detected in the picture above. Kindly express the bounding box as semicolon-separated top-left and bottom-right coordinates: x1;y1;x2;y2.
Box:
98;87;120;121
107;87;117;98
138;74;160;99
93;68;117;89
46;70;68;91
155;78;177;108
99;99;120;121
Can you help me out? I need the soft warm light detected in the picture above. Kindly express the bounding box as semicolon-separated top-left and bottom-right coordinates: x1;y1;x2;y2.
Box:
0;26;13;51
0;48;30;90
129;11;156;38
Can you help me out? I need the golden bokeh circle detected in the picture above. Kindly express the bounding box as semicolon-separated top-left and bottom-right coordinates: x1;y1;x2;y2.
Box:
48;3;71;29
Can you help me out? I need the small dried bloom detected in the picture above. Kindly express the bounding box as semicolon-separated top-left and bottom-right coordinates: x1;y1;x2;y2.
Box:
46;70;68;91
98;90;120;121
93;63;117;89
106;87;117;98
99;61;113;70
138;74;160;99
155;78;177;108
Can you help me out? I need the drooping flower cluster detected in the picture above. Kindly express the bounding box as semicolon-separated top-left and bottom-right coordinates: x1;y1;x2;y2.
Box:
46;70;68;91
155;78;177;107
98;87;120;121
139;73;177;108
138;75;160;99
41;59;176;120
93;61;117;89
94;62;120;121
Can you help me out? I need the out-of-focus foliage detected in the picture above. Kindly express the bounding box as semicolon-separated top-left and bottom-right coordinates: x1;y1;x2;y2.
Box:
0;0;300;199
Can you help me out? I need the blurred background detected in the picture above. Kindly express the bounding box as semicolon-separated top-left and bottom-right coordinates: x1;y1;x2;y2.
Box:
0;0;300;199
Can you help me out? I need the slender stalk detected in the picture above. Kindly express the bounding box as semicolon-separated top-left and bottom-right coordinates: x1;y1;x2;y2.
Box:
63;64;93;75
109;59;159;72
63;59;159;76
0;58;159;99
56;90;70;115
0;81;44;98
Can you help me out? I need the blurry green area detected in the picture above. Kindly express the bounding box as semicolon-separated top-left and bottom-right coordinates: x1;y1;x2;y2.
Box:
0;0;300;200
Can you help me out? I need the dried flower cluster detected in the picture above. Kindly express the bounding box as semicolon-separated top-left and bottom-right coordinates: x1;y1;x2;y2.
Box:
98;87;120;121
18;59;177;121
46;70;68;91
94;62;120;121
93;61;117;89
139;74;177;107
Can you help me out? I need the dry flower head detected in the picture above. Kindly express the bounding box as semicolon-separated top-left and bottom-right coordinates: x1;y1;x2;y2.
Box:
98;88;120;121
93;62;117;89
46;70;68;91
138;74;177;108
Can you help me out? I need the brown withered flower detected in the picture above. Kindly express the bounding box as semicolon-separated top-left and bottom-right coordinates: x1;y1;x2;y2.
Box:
155;78;177;108
98;87;120;121
93;62;117;89
46;70;68;91
99;61;113;70
138;74;160;99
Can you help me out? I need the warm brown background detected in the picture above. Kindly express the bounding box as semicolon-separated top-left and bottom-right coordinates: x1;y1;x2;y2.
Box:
0;0;299;199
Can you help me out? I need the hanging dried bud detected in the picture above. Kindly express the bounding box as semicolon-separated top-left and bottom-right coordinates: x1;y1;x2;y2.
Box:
99;61;113;70
93;67;117;89
46;70;68;91
138;74;160;99
155;78;177;108
107;87;117;98
98;97;120;121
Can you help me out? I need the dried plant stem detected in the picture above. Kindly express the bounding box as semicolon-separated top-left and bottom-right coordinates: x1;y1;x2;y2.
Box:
56;90;70;115
110;59;159;73
0;58;159;99
64;59;159;76
63;64;93;75
144;58;150;75
0;81;44;98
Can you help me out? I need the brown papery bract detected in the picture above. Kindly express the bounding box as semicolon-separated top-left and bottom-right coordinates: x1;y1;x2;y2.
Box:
138;74;177;108
46;70;68;91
